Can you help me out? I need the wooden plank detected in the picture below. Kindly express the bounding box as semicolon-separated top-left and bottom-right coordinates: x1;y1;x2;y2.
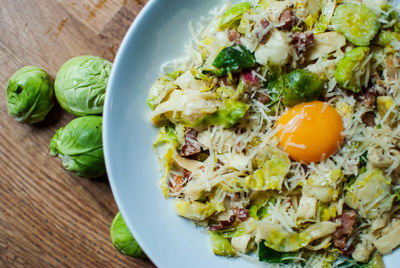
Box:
0;0;155;267
55;0;126;34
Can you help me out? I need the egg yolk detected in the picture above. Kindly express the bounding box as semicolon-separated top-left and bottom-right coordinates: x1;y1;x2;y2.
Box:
275;101;344;164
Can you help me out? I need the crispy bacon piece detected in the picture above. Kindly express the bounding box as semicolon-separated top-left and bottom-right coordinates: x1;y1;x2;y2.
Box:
356;86;379;107
333;210;357;253
228;29;241;44
289;32;314;58
254;92;270;105
209;215;236;231
362;112;376;127
242;71;261;91
279;9;298;30
170;174;184;192
180;129;202;157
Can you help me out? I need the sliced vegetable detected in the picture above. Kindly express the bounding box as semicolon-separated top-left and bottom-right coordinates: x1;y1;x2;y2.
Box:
212;45;256;76
174;200;224;221
332;4;380;46
258;241;297;264
373;30;400;47
335;47;370;93
345;168;393;219
219;2;251;30
210;232;236;257
195;99;249;128
147;76;176;110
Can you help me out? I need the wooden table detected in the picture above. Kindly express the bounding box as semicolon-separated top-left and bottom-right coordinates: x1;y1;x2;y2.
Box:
0;1;155;267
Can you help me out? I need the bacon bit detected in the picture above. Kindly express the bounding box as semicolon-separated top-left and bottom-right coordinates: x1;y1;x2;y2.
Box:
333;210;357;253
362;112;376;127
236;208;249;221
260;19;270;29
209;215;236;231
254;92;270;105
228;29;241;44
180;129;202;157
170;174;184;192
356;86;379;107
279;9;298;30
242;71;261;91
289;32;314;58
182;169;192;181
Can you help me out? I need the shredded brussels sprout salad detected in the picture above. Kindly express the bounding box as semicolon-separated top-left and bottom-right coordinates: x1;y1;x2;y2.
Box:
147;0;400;266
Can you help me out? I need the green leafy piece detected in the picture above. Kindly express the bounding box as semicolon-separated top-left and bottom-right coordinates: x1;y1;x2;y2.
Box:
258;241;297;264
220;2;251;30
332;4;380;46
55;55;112;116
6;66;54;124
249;199;275;220
50;116;105;178
373;30;400;46
209;232;236;257
282;69;325;107
196;99;249;128
359;151;368;168
110;212;145;258
212;45;255;77
264;66;284;106
335;47;370;93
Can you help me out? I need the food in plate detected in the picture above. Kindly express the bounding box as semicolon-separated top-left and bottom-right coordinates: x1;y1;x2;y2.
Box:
147;0;400;266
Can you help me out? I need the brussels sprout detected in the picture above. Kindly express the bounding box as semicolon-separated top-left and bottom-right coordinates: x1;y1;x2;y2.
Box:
282;69;325;107
245;149;290;191
212;45;256;77
174;200;223;221
344;168;393;219
373;30;400;46
50;116;105;178
335;47;370;93
6;66;54;124
332;4;380;46
195;99;249;128
110;212;145;258
219;2;251;30
55;55;111;116
209;232;237;257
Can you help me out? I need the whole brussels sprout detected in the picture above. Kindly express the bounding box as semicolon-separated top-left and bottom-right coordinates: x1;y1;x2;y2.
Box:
50;116;105;178
6;66;54;124
110;212;145;258
55;55;111;116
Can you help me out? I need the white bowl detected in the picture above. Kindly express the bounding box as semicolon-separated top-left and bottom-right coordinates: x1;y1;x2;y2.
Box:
103;0;400;267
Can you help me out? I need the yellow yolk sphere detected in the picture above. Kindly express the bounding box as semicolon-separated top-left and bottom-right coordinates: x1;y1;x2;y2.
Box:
275;101;344;163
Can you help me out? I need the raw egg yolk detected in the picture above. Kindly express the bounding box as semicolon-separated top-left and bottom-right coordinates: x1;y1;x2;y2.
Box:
275;101;344;164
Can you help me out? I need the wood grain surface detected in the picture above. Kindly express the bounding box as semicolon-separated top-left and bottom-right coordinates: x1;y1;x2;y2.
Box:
0;0;155;267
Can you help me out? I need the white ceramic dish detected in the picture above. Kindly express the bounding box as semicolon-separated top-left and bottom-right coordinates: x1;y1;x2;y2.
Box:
103;0;400;267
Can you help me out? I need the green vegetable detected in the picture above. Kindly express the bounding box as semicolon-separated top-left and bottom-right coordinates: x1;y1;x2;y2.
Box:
219;2;251;30
332;4;380;46
147;77;176;110
50;116;105;178
345;168;393;219
196;99;249;128
212;45;255;77
335;47;370;93
373;30;400;46
209;232;236;257
6;66;54;124
110;212;145;258
282;69;325;107
258;241;297;264
55;55;112;116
